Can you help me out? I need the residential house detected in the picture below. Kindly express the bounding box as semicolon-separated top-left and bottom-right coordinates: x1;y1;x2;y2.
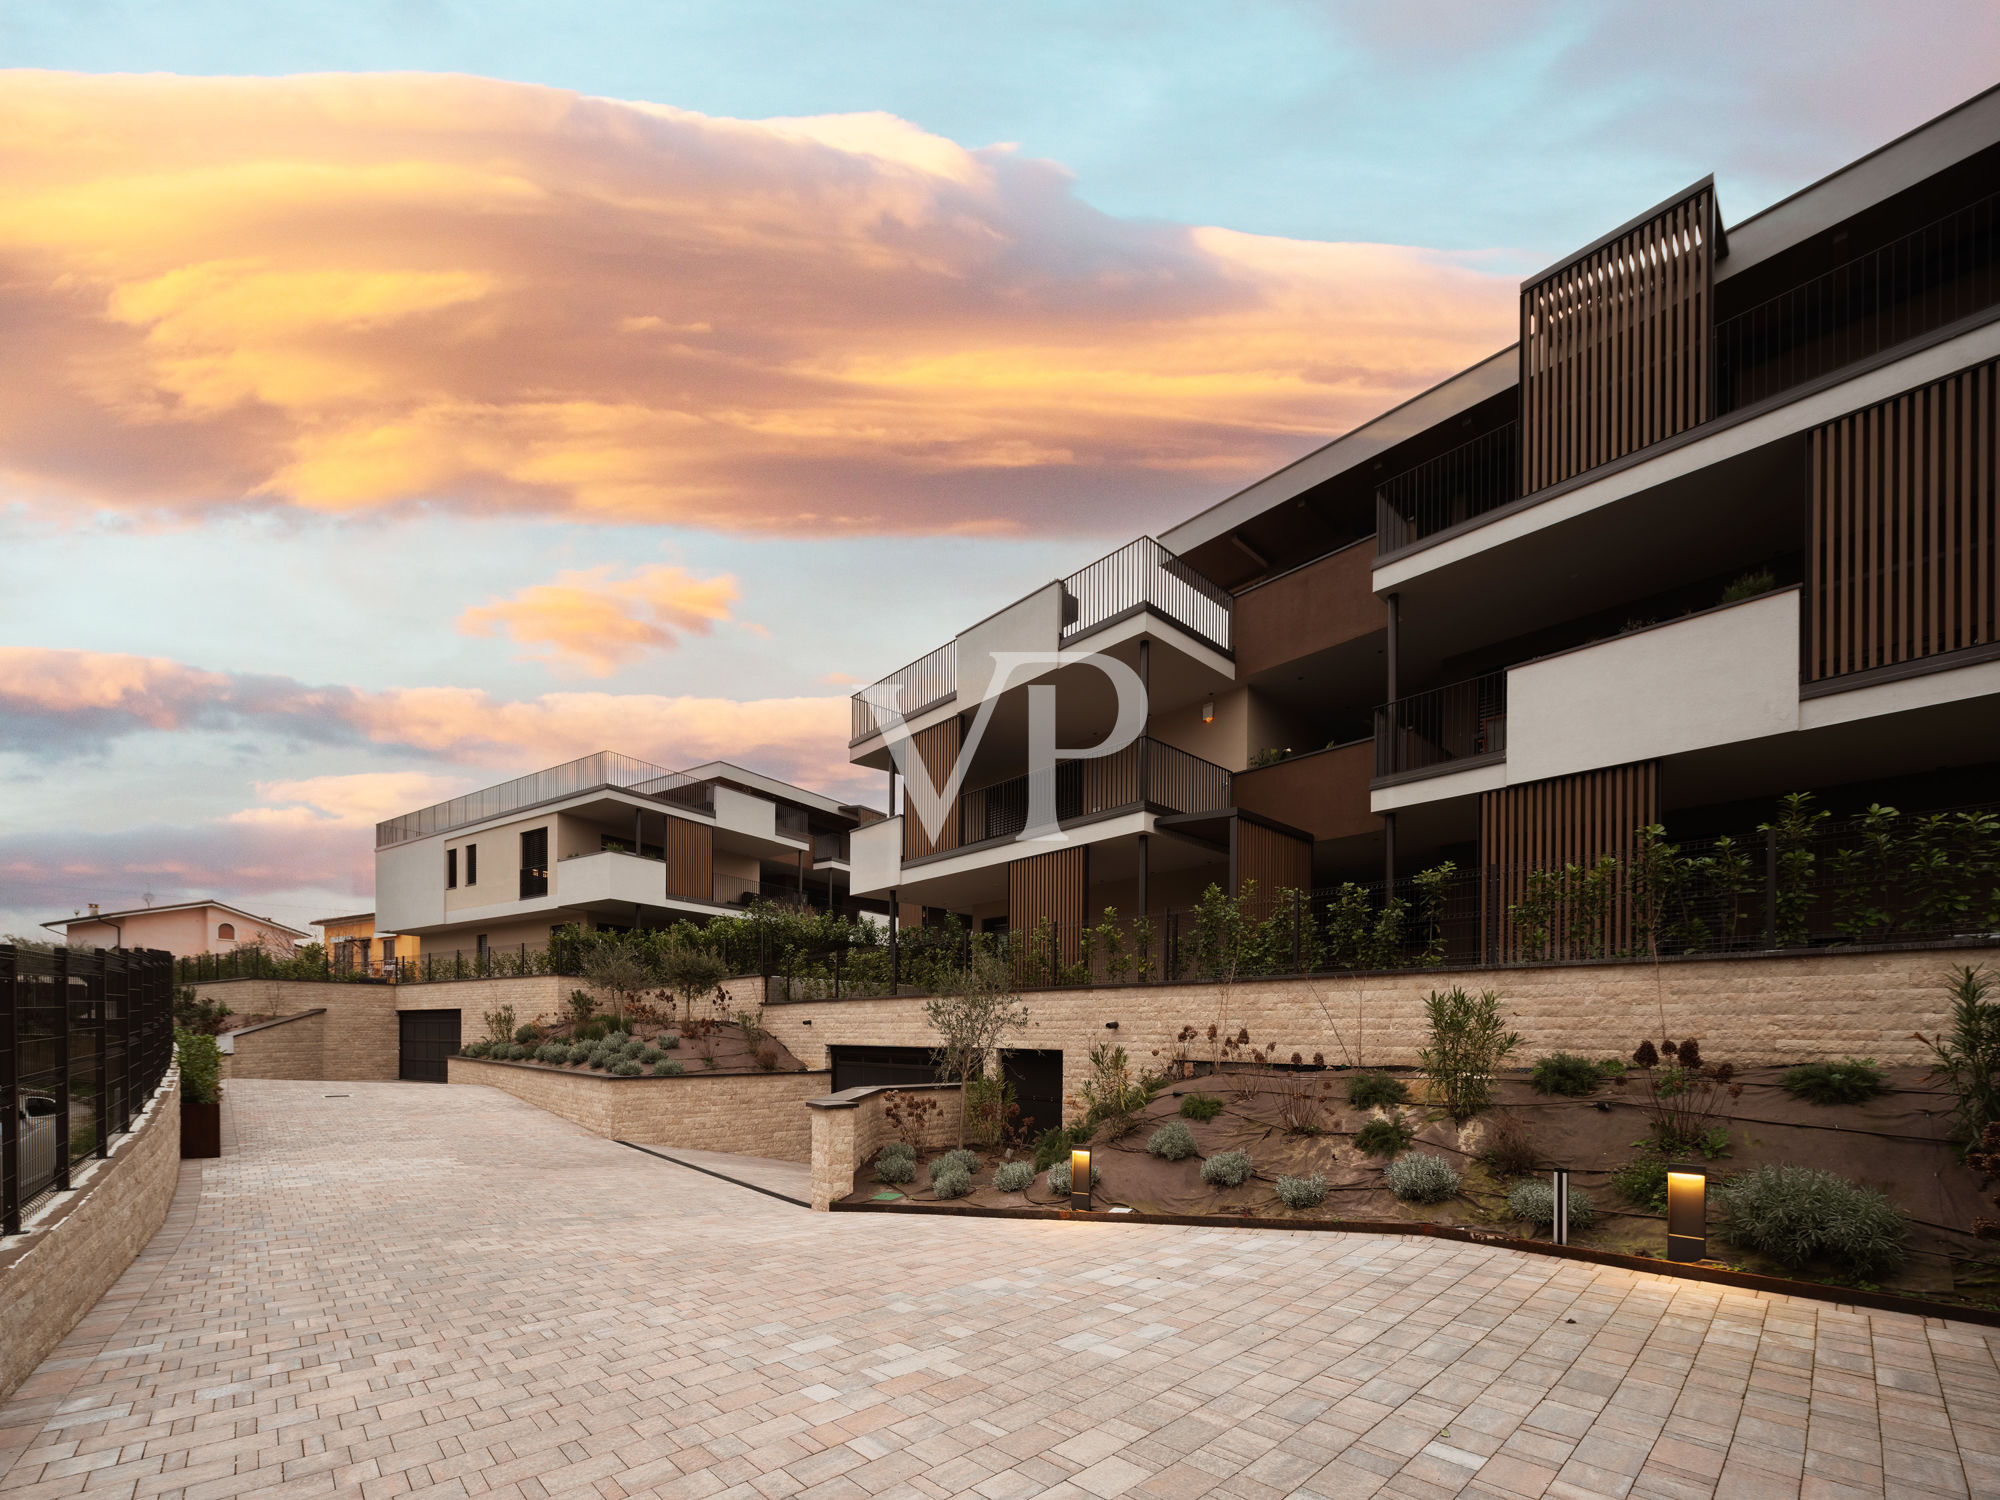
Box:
44;901;310;957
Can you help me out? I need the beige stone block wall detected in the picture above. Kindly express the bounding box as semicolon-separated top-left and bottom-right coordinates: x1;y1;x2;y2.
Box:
762;946;1998;1125
221;1010;327;1080
0;1067;182;1405
808;1083;963;1211
448;1057;827;1161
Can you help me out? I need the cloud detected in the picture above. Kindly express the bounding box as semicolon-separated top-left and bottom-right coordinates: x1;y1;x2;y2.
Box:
458;564;737;676
233;771;472;829
0;647;870;798
0;71;1516;535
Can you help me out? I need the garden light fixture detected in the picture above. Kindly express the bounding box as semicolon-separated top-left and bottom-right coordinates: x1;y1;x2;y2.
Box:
1070;1148;1092;1210
1666;1163;1707;1262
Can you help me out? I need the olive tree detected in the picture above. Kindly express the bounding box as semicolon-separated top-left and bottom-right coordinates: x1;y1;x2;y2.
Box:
923;947;1028;1147
659;941;731;1025
581;938;656;1024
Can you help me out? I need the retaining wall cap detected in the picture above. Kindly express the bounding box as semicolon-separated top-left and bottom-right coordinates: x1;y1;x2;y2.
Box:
222;1008;328;1039
807;1081;961;1110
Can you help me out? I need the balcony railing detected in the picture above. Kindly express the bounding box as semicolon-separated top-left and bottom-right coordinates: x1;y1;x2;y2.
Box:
1716;187;2000;414
775;804;810;841
949;737;1230;851
850;641;955;744
812;829;850;863
1375;422;1521;553
376;752;713;848
1060;537;1232;653
1373;672;1508;781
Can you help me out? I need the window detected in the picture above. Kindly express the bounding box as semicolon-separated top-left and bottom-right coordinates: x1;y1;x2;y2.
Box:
380;936;397;965
446;848;457;889
519;827;549;899
476;933;488;961
217;922;235;941
465;844;478;886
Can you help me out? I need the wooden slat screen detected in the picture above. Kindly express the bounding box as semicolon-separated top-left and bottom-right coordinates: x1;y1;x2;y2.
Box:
1233;818;1312;921
663;818;713;903
1007;845;1089;973
901;718;965;861
1808;357;1998;681
1521;184;1716;493
1479;761;1659;962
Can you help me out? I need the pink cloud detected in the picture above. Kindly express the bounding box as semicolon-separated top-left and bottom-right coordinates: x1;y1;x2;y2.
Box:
0;71;1516;536
458;564;738;676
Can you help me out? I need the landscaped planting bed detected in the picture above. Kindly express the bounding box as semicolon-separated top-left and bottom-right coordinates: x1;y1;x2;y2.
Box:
461;1013;805;1077
842;1041;2000;1311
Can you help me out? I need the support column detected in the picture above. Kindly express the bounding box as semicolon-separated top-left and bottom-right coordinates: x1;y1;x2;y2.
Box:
1383;591;1400;891
1383;811;1397;891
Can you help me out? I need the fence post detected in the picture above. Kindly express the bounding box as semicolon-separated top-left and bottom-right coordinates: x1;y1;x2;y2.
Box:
2;943;19;1235
1763;827;1779;948
92;956;109;1159
1485;864;1499;966
1291;889;1301;973
52;945;71;1193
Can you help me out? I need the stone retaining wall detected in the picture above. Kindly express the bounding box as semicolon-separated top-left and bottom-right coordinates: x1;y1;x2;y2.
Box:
448;1056;826;1161
764;945;1996;1124
0;1066;182;1405
806;1082;963;1211
220;1009;327;1080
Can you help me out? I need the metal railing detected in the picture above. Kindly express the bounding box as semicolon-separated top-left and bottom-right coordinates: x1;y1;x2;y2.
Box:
850;642;955;744
1374;672;1508;780
1716;187;2000;414
1375;422;1521;552
953;737;1231;849
3;945;174;1236
376;752;715;848
813;829;851;863
1060;537;1233;653
775;804;810;841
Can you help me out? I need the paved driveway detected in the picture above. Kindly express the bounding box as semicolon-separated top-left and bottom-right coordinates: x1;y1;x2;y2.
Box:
3;1081;1998;1500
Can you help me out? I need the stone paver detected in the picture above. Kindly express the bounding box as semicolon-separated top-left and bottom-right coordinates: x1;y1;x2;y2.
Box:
3;1080;1998;1500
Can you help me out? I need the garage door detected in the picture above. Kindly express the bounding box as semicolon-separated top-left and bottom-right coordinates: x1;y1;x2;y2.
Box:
829;1044;936;1094
398;1009;462;1084
1002;1048;1065;1140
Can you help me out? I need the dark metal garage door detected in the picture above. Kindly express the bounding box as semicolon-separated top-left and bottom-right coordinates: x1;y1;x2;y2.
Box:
829;1044;936;1093
1003;1048;1064;1139
398;1009;462;1083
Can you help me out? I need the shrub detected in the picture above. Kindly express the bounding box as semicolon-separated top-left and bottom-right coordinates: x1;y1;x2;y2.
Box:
1917;965;2000;1143
1419;988;1520;1122
1046;1156;1100;1194
936;1148;980;1176
506;1043;531;1061
1478;1113;1540;1178
175;1029;222;1105
654;1059;685;1078
874;1150;915;1184
513;1023;538;1045
1179;1092;1224;1122
173;986;232;1036
1783;1058;1888;1106
1353;1114;1414;1157
1275;1173;1328;1209
535;1043;567;1063
878;1141;916;1167
1147;1120;1198;1160
567;1044;593;1065
462;1039;490;1059
622;1036;646;1057
1507;1179;1596;1232
1078;1042;1156;1140
1716;1164;1907;1278
1530;1053;1605;1096
1200;1150;1253;1187
639;1047;663;1065
588;1050;610;1070
1384;1152;1460;1203
994;1161;1036;1193
1033;1125;1086;1171
1611;1151;1669;1212
482;1005;517;1045
755;1043;781;1072
930;1165;973;1199
610;1059;643;1077
658;1032;681;1049
1345;1071;1409;1109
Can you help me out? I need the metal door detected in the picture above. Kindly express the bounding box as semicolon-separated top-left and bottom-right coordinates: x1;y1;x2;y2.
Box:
398;1009;462;1084
1002;1048;1065;1139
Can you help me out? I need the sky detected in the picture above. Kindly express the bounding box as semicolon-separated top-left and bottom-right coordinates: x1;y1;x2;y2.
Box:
1;1;1995;941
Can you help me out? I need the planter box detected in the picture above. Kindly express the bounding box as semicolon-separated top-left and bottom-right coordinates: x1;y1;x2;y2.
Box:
180;1101;220;1158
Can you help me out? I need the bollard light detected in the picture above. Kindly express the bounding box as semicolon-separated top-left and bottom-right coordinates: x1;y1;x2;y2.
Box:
1550;1169;1571;1246
1070;1148;1092;1210
1665;1163;1707;1262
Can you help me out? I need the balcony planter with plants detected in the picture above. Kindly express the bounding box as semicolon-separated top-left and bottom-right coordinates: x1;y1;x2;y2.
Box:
177;1028;222;1158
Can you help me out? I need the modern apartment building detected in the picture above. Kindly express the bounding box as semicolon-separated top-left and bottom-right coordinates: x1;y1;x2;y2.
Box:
846;84;2000;965
372;752;882;959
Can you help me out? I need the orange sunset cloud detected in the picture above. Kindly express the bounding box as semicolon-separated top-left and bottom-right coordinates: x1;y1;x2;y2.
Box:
0;71;1517;534
458;564;738;676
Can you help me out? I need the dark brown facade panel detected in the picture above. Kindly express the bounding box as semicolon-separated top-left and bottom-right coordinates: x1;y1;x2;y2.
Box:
1808;357;1998;681
1232;818;1313;907
1008;844;1089;971
1521;187;1715;493
900;717;965;861
663;818;714;904
1479;762;1659;963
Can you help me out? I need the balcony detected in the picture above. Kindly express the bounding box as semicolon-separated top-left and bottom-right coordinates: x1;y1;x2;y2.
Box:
915;737;1230;863
1232;538;1380;678
812;829;851;865
376;751;714;848
554;849;664;908
1374;423;1521;555
1059;537;1233;654
1373;672;1508;784
850;642;954;745
1231;740;1380;842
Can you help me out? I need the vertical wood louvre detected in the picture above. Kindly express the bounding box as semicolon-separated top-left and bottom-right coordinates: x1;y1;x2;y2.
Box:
1007;845;1089;976
901;718;965;861
1808;357;1998;681
1480;762;1659;963
663;818;713;903
1231;817;1312;928
1521;183;1717;493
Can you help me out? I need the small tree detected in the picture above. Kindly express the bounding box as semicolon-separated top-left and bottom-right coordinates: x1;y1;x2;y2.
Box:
1916;965;2000;1146
580;939;655;1024
657;942;729;1025
923;947;1028;1147
1417;987;1519;1123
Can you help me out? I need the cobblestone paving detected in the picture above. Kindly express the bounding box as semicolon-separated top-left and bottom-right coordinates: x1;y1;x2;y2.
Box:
4;1080;2000;1500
